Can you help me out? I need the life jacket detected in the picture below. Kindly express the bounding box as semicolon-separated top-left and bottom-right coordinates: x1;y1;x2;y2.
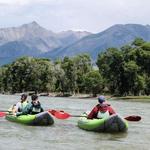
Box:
32;107;41;113
18;101;28;112
97;110;110;119
87;103;116;119
31;102;42;114
96;103;110;119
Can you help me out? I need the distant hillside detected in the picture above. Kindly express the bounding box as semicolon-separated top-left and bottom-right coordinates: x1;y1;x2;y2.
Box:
0;23;150;65
0;21;91;65
42;24;150;60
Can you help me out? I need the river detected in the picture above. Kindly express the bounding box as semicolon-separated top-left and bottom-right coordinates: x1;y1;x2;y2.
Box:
0;94;149;150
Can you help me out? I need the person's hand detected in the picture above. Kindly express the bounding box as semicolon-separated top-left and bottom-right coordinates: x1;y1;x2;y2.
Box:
13;113;16;116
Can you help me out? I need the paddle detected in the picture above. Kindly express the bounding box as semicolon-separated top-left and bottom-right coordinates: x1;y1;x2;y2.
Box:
0;112;7;117
0;110;16;117
48;109;141;121
124;115;141;121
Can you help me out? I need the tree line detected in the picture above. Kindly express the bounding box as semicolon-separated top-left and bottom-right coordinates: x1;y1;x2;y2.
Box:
0;38;150;96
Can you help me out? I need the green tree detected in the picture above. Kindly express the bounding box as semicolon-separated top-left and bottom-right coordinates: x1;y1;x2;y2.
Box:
61;56;77;94
97;48;124;95
73;54;92;93
145;77;150;95
83;70;104;97
123;61;140;95
54;63;66;93
132;38;145;47
1;57;55;93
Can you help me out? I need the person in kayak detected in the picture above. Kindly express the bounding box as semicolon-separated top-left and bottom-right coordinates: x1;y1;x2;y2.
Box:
15;94;28;112
8;94;28;114
87;95;116;119
16;94;44;116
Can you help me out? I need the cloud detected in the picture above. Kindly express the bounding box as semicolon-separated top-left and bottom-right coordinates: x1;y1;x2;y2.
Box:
0;0;58;6
0;0;150;32
0;0;30;6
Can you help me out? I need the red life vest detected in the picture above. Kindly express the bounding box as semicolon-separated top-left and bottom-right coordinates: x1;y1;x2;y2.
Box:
87;103;116;119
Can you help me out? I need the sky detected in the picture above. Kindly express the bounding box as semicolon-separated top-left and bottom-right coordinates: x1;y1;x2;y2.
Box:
0;0;149;33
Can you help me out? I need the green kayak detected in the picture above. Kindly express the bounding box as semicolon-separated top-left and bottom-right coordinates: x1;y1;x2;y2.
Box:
78;114;128;132
5;111;54;126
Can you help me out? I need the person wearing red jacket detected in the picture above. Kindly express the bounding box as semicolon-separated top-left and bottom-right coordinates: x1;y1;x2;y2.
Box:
87;95;116;119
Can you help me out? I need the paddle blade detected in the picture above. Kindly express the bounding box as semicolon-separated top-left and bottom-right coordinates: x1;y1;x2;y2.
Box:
124;115;141;121
0;112;6;117
55;111;70;119
48;109;57;115
48;109;70;119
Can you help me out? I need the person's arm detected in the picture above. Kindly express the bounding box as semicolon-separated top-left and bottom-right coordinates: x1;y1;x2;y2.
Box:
15;102;21;112
108;106;116;115
16;111;23;116
87;106;98;119
41;107;44;112
38;101;44;112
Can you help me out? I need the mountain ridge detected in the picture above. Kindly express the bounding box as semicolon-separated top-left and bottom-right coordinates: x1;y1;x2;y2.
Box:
0;22;150;65
0;21;91;65
43;23;150;60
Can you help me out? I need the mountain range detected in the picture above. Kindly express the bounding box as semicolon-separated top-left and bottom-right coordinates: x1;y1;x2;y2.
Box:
0;22;150;65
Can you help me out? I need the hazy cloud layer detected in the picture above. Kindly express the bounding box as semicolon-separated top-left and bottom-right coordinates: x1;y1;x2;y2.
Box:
0;0;149;32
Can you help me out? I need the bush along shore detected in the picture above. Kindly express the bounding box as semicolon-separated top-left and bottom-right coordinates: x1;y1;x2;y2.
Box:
0;38;150;97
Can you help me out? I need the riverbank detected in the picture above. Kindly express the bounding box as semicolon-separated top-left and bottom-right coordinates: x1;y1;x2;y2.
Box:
69;94;150;102
50;94;150;102
1;92;150;102
111;96;150;102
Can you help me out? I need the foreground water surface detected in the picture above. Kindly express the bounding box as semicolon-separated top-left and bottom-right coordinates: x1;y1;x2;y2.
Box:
0;94;149;150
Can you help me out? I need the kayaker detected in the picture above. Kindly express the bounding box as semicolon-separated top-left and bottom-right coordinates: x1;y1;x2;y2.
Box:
15;94;28;112
87;95;116;119
16;94;44;116
8;94;28;114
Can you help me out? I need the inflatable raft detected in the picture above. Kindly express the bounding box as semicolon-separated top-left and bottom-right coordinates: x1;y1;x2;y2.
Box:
5;111;54;126
78;114;128;132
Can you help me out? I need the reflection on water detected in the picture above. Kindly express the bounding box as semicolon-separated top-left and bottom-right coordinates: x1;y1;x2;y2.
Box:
0;94;150;150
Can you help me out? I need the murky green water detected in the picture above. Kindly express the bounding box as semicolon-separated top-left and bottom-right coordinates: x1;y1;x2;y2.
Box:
0;94;149;150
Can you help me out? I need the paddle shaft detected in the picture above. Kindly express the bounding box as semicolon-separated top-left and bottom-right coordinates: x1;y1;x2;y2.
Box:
0;110;10;112
49;109;141;121
69;114;141;121
71;114;141;121
70;115;86;117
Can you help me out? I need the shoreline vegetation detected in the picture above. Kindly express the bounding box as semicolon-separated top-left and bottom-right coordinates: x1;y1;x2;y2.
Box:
0;38;149;97
1;92;150;102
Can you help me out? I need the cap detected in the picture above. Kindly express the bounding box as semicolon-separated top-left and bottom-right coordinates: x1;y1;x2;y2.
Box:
98;95;105;103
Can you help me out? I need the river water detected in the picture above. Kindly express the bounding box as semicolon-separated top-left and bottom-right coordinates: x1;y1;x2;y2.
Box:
0;94;149;150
